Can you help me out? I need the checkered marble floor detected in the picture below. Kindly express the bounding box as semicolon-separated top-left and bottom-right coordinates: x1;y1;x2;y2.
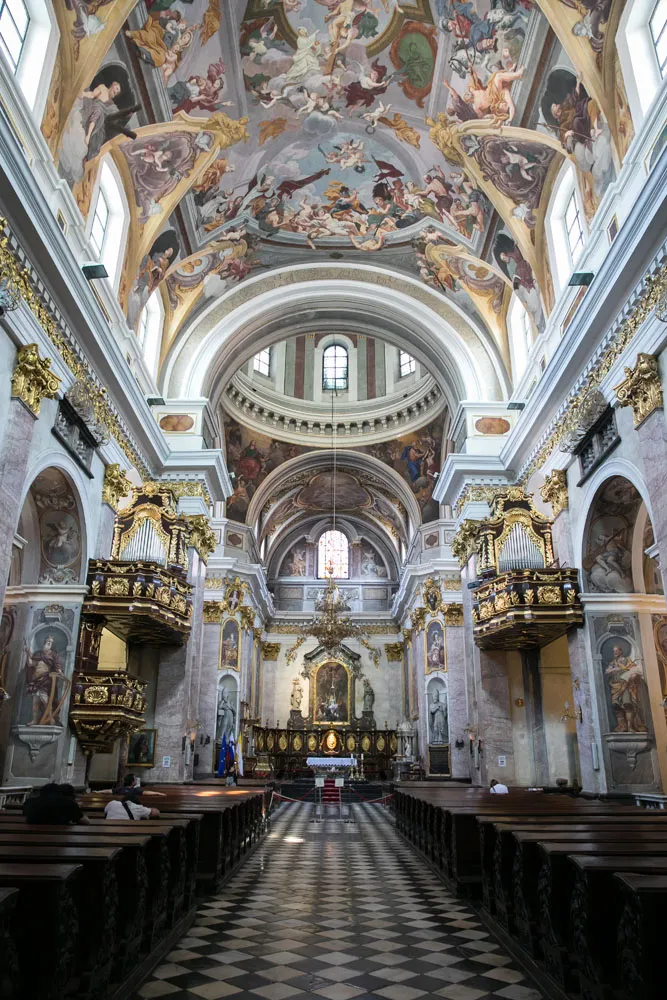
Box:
134;801;546;1000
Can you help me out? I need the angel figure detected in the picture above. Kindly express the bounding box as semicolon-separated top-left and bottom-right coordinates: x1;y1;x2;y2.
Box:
321;138;368;171
362;101;392;129
345;60;391;110
168;60;231;114
462;65;525;126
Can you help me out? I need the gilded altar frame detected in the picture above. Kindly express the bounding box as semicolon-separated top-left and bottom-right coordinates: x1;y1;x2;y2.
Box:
219;616;241;671
309;657;352;726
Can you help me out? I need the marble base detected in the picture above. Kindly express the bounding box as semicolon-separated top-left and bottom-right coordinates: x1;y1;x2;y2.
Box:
287;710;306;730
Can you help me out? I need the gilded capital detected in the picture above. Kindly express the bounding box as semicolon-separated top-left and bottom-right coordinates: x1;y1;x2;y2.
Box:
402;627;412;644
614;353;663;427
185;514;217;563
443;603;464;626
385;642;404;662
451;519;481;567
239;606;255;630
102;464;132;511
540;469;569;518
411;606;427;632
261;642;281;660
203;601;222;623
11;343;61;416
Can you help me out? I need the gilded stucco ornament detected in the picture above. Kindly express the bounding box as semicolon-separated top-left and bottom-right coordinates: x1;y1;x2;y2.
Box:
451;519;481;567
262;642;280;661
614;353;664;427
410;606;427;632
185;515;217;563
443;604;464;626
385;643;404;662
203;601;222;624
540;470;569;518
102;464;132;511
239;606;256;630
11;343;61;416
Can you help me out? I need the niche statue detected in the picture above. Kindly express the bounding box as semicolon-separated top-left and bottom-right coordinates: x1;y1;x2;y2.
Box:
216;686;236;741
290;676;303;712
362;677;375;713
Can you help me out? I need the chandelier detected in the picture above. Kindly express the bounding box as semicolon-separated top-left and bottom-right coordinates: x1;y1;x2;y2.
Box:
286;369;379;665
286;573;379;664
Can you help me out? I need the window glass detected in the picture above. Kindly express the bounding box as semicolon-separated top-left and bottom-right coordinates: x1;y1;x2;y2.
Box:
399;351;416;378
651;0;667;76
564;190;584;263
137;306;149;348
317;530;349;579
89;190;110;260
0;0;30;73
322;344;348;391
253;348;271;377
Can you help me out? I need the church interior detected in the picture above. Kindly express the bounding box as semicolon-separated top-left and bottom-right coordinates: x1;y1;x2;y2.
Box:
1;1;667;999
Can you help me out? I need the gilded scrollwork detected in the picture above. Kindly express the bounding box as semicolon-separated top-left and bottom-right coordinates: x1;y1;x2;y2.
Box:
540;470;569;518
184;514;217;563
10;343;61;416
102;464;132;511
614;352;663;427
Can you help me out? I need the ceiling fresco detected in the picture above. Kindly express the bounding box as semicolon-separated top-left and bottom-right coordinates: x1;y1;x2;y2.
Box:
42;0;633;371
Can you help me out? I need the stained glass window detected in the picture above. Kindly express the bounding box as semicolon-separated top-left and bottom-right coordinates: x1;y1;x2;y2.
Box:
318;530;349;579
322;344;348;390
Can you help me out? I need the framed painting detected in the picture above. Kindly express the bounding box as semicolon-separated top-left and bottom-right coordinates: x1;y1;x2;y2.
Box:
425;619;446;674
128;729;156;768
312;660;351;725
220;617;241;671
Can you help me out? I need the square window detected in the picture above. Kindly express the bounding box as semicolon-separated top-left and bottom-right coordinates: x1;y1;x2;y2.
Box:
399;351;416;378
253;349;271;378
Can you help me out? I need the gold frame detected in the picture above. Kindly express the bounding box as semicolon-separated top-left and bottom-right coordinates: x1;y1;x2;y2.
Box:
219;616;241;672
127;728;157;768
309;657;352;726
424;618;447;674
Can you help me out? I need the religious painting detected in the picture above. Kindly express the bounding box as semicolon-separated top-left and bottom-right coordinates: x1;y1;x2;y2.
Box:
469;136;557;231
360;544;386;577
583;477;643;594
58;65;137;188
643;518;663;595
599;634;650;735
493;231;544;333
427;676;448;745
126;5;204;84
128;228;180;328
313;660;350;725
128;729;157;768
224;419;307;523
20;626;70;729
651;615;667;717
224;578;245;613
281;544;307;576
40;512;81;571
31;470;82;586
296;471;372;512
120;130;215;225
425;620;446;674
220;618;241;670
364;417;443;522
159;414;196;432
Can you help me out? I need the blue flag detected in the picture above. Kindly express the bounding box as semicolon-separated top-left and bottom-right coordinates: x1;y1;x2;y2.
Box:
217;733;227;776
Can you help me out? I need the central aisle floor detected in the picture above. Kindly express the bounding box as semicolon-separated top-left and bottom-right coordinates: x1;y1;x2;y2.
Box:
135;802;546;1000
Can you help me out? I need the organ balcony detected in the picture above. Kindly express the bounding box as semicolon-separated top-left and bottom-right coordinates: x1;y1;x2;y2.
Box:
461;488;584;649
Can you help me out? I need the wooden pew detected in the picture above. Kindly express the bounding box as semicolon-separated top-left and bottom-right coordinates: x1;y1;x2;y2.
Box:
0;887;20;1000
536;844;667;993
614;873;667;1000
0;863;82;1000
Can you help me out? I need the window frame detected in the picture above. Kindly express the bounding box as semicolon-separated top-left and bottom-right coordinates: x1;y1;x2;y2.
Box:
322;343;349;392
89;188;110;261
317;529;350;579
0;0;30;74
399;350;416;379
564;189;585;264
253;348;271;378
650;0;667;77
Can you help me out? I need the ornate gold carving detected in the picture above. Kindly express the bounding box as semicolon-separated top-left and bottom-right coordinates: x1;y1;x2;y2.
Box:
142;479;213;505
102;464;132;511
453;485;508;518
239;606;255;630
411;607;428;632
278;734;288;751
203;601;222;624
253;627;264;641
422;577;442;613
451;519;481;566
205;577;224;590
361;734;371;752
443;603;464;626
184;514;217;563
537;586;562;604
385;642;404;662
442;578;463;591
307;733;318;752
614;353;663;427
268;621;400;634
477;488;553;574
524;588;536;605
83;686;108;705
262;642;280;660
402;627;412;643
11;343;61;416
293;733;303;751
106;578;130;597
540;469;569;518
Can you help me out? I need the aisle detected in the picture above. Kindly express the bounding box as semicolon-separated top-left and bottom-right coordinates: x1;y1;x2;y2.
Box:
135;802;546;1000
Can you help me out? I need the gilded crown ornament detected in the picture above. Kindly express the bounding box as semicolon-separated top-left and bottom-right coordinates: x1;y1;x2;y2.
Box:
614;352;663;427
540;469;569;518
11;343;61;416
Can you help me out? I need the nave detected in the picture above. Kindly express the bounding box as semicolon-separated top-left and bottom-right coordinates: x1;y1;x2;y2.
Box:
135;803;544;1000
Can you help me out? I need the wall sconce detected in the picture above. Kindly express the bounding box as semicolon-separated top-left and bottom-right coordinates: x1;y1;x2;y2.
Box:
560;701;582;724
455;738;465;749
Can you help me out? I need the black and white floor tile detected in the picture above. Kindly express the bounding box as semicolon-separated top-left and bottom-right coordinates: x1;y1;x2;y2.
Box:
134;802;545;1000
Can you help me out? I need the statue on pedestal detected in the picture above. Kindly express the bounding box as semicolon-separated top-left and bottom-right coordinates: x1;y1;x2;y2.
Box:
216;686;236;741
290;676;303;711
362;678;375;723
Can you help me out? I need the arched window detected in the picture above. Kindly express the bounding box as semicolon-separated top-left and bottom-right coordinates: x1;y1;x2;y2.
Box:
322;344;348;391
318;530;349;579
87;160;128;289
253;348;271;377
619;0;667;121
545;163;586;295
508;294;533;380
399;350;416;378
0;1;57;118
137;290;163;377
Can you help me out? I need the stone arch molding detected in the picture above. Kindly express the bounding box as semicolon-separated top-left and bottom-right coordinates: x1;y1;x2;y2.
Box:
161;264;511;411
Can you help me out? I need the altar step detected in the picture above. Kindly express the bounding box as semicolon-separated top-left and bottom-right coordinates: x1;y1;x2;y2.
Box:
322;778;340;804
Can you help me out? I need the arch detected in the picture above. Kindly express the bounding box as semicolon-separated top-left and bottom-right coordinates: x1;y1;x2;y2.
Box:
579;471;653;594
216;672;238;742
160;264;512;411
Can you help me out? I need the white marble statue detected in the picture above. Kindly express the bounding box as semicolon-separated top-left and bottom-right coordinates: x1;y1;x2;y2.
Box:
290;676;303;711
429;686;448;744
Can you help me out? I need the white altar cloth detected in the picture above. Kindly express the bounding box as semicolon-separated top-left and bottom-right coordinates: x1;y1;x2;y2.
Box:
306;757;354;768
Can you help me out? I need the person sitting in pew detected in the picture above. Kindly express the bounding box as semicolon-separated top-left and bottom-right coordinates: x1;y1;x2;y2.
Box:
490;779;509;794
23;783;91;825
104;792;160;820
114;773;166;798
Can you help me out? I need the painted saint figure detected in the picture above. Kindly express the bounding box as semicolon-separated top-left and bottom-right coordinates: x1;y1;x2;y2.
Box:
605;646;648;733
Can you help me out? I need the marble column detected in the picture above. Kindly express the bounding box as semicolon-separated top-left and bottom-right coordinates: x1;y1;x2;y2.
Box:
522;649;549;786
151;546;207;783
445;623;469;780
551;505;602;794
0;400;40;614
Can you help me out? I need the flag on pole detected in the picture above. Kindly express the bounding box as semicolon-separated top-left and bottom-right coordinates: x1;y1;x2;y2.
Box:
227;738;235;773
217;733;227;777
237;730;244;777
